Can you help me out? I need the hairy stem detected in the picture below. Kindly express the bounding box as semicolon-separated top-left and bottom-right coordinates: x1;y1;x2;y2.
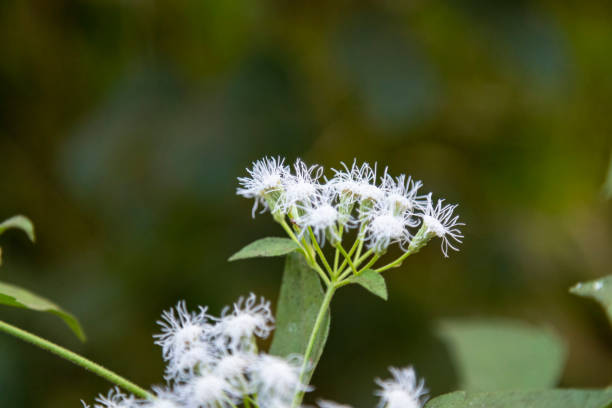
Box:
0;320;152;399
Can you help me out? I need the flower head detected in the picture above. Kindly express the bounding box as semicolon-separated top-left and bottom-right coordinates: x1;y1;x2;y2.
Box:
142;387;180;408
381;173;427;215
421;197;464;257
365;208;414;253
280;158;324;213
154;301;213;367
237;156;289;217
296;192;343;246
165;345;215;382
375;367;428;408
250;354;309;406
213;350;254;388
178;373;238;408
329;160;384;204
213;294;274;351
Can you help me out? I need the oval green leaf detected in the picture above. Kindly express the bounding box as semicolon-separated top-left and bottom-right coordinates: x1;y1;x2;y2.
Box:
0;215;35;242
426;389;612;408
350;269;388;300
269;252;330;382
228;237;299;261
0;281;85;341
437;319;566;392
570;275;612;325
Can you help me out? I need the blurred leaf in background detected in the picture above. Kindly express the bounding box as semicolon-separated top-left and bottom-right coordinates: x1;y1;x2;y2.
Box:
437;319;566;392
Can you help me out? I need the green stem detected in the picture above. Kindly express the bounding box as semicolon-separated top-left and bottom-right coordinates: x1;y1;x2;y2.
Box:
354;239;365;264
333;246;340;277
353;221;368;262
292;285;336;408
308;227;334;276
333;225;345;277
354;248;374;268
245;396;259;408
335;243;358;276
357;253;381;275
0;320;152;399
336;229;362;273
280;220;306;253
338;249;375;281
281;220;330;286
312;262;331;287
375;248;414;273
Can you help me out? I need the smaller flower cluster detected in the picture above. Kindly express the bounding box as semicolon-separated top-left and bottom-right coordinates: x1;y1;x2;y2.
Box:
83;295;428;408
237;157;464;257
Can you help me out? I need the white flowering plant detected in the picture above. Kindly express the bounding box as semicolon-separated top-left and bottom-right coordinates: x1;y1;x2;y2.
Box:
230;157;464;402
1;157;612;408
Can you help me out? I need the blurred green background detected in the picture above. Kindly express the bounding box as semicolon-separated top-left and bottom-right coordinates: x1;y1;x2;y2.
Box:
1;1;612;406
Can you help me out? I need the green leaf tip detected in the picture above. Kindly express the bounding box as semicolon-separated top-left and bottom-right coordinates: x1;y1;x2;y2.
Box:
436;318;566;392
228;237;299;261
426;389;612;408
570;275;612;325
0;281;86;342
350;269;388;300
0;215;36;243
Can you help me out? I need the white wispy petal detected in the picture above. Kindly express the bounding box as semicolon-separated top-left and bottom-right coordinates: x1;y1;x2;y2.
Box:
421;196;464;257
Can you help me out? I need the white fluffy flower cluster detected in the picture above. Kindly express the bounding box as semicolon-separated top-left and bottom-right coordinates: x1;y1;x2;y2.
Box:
82;294;305;408
83;296;428;408
237;157;464;257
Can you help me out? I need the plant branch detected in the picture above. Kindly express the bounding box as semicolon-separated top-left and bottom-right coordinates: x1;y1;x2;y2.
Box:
0;320;152;399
